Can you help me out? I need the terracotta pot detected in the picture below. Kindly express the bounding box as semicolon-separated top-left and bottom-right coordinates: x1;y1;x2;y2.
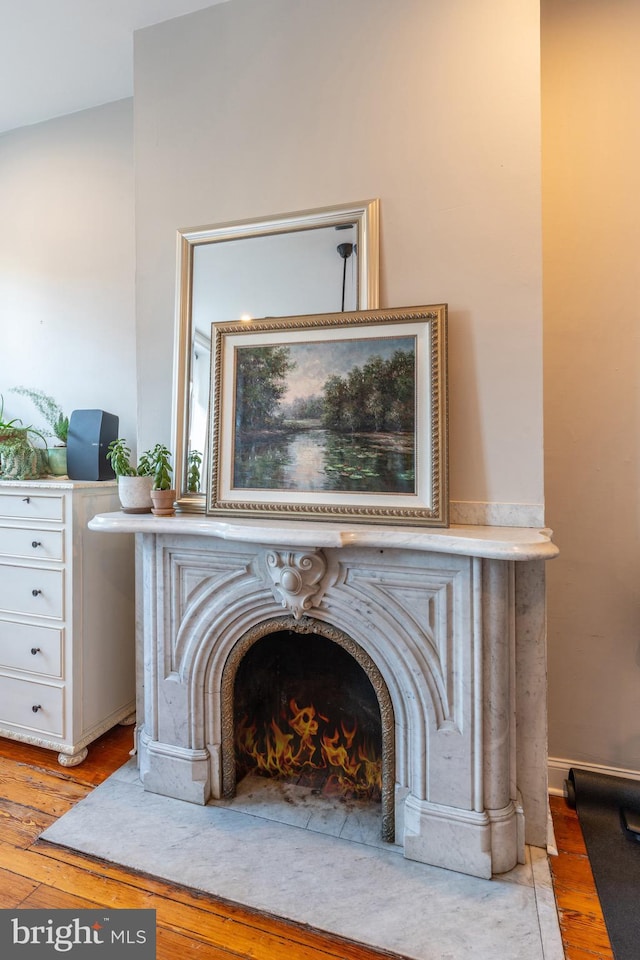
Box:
150;488;176;517
118;475;153;514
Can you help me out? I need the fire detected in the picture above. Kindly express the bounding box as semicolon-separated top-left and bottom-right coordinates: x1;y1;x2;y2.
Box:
235;697;381;800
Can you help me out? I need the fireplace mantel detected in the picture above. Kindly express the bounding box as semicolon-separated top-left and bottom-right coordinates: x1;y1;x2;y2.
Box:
89;510;557;879
88;512;558;561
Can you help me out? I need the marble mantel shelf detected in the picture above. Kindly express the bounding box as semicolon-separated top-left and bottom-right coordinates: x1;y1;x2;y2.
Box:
88;511;558;562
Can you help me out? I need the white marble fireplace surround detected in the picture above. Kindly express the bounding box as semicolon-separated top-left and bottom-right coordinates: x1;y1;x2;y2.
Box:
89;513;557;881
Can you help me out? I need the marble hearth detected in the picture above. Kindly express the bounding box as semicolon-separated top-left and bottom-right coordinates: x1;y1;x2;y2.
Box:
89;513;558;880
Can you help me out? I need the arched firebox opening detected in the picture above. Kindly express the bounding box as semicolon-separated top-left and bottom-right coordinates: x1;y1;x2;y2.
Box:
220;615;395;842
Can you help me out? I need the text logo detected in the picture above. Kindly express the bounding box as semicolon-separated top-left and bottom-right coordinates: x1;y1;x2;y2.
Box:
0;909;156;957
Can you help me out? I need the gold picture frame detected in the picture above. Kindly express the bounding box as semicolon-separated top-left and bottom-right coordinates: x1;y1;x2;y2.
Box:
206;305;448;526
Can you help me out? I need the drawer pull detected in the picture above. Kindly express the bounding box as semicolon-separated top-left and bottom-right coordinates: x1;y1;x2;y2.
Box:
22;497;31;504
31;589;42;597
32;704;42;713
30;647;41;655
31;541;42;548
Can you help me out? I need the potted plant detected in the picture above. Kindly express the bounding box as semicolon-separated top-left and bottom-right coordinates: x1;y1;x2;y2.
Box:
147;443;175;517
0;397;49;479
187;449;203;493
106;438;154;514
9;387;69;476
0;431;50;480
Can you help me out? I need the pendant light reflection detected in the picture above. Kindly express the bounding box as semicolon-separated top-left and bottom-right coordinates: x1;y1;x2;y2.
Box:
239;228;356;323
336;227;356;311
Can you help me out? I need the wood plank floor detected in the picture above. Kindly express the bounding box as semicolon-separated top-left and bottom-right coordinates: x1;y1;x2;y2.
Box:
0;725;404;960
548;795;614;960
0;723;615;959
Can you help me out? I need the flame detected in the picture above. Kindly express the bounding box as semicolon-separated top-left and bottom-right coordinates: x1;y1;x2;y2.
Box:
235;698;381;800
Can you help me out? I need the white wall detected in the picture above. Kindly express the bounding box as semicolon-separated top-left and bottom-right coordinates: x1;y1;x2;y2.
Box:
134;0;544;523
0;99;137;446
543;0;640;784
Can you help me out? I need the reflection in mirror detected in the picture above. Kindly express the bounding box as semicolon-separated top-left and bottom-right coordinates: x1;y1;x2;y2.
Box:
173;200;380;512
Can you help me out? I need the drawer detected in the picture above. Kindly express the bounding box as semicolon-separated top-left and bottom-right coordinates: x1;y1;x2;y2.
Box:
0;564;64;619
0;620;63;677
0;674;63;736
0;493;64;522
0;527;64;562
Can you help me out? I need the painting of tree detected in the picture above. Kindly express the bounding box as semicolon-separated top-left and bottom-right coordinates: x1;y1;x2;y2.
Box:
234;345;295;433
321;349;414;434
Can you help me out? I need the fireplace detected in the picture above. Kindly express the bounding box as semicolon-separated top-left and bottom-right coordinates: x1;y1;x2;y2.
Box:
90;513;557;880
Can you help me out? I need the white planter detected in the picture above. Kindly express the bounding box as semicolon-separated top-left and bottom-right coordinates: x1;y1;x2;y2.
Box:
118;475;153;514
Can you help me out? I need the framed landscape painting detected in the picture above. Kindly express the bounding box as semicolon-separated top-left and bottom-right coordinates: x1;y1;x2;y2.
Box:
206;305;448;526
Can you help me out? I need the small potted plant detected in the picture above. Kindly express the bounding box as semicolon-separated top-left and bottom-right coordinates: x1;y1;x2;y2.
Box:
147;443;175;517
0;429;49;479
9;387;69;476
0;395;49;479
106;438;154;514
187;449;203;493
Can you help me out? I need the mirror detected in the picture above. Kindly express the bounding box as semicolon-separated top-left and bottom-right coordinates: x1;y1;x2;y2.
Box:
172;200;380;512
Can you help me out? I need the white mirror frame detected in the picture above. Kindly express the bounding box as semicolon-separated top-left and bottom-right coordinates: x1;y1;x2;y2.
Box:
172;199;380;513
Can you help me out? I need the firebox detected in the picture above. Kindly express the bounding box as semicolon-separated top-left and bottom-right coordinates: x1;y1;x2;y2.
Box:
219;620;395;840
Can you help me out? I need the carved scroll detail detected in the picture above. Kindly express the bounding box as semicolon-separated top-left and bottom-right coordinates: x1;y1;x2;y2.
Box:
264;549;327;619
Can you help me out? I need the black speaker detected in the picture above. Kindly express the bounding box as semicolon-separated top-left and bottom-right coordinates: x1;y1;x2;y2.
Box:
67;410;119;481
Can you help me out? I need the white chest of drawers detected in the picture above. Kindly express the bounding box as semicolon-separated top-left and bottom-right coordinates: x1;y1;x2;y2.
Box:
0;480;135;765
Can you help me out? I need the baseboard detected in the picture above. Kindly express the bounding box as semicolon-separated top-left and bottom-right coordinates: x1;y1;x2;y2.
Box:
548;757;640;797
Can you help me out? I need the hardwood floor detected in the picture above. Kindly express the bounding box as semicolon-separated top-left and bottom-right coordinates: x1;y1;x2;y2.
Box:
0;725;403;960
548;795;614;960
0;723;615;959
